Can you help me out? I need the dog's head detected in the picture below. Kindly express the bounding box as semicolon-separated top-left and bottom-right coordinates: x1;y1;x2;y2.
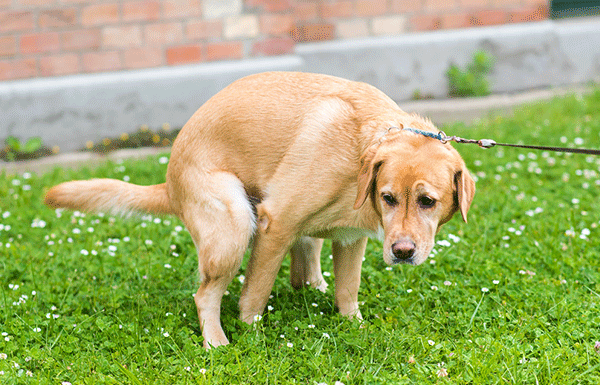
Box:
354;129;475;265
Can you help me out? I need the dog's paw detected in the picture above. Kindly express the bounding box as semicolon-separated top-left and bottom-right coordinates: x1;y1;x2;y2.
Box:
312;278;328;293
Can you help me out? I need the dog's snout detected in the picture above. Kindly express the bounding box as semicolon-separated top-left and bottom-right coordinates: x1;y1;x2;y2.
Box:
391;240;416;263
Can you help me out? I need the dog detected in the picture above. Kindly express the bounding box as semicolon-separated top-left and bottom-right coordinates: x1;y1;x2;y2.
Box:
45;71;475;348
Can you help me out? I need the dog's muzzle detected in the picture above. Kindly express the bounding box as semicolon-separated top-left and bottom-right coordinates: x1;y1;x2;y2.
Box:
391;240;416;265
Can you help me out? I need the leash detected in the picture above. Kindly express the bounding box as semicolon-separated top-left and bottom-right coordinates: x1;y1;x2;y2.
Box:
402;127;600;156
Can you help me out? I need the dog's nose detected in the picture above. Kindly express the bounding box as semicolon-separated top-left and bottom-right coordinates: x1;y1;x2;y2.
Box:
391;240;416;263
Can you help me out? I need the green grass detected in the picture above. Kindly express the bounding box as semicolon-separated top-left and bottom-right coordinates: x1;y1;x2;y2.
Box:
2;88;600;384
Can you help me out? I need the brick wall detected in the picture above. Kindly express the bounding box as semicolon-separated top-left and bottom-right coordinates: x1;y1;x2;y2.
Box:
0;0;549;81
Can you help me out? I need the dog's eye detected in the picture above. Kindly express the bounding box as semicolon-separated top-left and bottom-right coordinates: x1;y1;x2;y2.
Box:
381;193;397;206
418;195;436;209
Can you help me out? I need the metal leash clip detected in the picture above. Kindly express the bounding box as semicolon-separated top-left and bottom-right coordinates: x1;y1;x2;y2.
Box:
439;131;496;149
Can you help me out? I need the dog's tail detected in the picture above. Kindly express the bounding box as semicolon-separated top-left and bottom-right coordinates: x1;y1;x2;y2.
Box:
44;179;173;216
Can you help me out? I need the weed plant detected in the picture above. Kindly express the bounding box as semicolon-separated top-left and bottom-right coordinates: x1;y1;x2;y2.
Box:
1;89;600;383
447;51;494;98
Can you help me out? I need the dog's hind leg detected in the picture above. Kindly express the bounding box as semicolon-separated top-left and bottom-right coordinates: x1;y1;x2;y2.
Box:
290;236;327;292
175;172;255;348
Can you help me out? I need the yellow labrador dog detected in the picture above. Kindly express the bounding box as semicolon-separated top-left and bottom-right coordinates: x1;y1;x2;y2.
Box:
45;72;475;348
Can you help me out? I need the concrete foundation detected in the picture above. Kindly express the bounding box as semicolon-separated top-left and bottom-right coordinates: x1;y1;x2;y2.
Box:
1;17;599;152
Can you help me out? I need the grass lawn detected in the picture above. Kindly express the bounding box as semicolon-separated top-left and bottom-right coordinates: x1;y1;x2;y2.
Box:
2;88;600;384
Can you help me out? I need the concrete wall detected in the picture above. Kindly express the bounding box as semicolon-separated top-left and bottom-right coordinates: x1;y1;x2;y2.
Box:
1;17;599;152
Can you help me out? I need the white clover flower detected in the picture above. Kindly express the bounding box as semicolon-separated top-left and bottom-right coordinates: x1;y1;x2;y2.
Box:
582;228;591;236
323;333;330;339
444;281;452;286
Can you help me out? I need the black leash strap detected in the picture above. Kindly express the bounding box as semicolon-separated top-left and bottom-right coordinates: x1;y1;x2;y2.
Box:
402;127;600;156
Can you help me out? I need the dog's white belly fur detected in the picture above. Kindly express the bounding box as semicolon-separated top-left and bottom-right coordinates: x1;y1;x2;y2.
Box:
309;226;384;246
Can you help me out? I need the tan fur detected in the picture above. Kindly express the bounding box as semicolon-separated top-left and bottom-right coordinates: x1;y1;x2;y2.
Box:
44;72;475;348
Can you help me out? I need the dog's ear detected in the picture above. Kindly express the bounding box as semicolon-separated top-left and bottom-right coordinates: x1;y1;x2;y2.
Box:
454;169;476;223
354;147;383;210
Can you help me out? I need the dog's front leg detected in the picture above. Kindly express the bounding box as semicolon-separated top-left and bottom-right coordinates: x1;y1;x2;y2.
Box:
332;237;368;319
238;222;295;324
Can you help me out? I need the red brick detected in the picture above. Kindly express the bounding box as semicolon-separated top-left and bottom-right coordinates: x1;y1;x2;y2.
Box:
425;0;458;12
82;3;119;26
206;42;242;61
124;47;163;69
471;9;507;26
260;13;294;36
166;44;202;65
186;19;222;40
0;35;16;57
355;0;387;16
252;37;294;56
0;11;35;33
390;0;423;13
294;2;318;22
410;14;442;31
0;58;36;80
39;8;77;29
163;0;201;19
103;26;143;48
320;1;353;18
82;51;121;72
20;32;60;54
61;29;101;51
18;0;56;7
290;23;335;43
247;0;291;12
145;22;183;45
442;11;472;29
123;1;161;21
39;54;79;76
508;5;548;23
